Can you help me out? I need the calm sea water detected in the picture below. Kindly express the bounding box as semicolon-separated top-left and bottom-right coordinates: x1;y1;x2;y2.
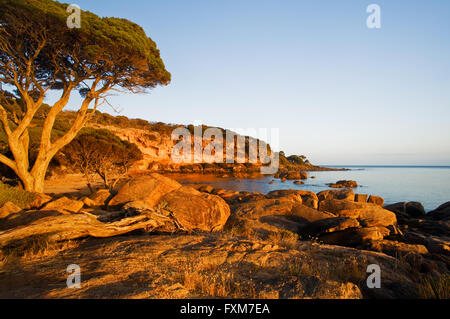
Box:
171;166;450;212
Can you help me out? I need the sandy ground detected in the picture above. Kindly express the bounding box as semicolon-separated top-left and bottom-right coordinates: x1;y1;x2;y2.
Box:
44;174;105;196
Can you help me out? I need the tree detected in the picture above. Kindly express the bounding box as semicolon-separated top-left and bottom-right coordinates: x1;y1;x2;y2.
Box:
0;0;170;192
63;129;142;192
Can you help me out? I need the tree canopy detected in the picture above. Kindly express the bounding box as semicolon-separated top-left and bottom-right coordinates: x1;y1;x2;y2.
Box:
0;0;170;192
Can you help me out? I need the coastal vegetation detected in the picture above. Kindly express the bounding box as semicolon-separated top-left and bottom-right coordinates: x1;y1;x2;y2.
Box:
0;0;170;192
0;0;448;301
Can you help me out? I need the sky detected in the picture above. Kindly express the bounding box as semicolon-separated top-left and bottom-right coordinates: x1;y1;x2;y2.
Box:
56;0;450;165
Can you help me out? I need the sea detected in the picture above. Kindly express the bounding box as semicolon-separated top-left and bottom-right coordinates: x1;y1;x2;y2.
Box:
172;166;450;212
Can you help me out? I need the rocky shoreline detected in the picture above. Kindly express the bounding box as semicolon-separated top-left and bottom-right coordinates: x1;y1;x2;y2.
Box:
0;173;448;299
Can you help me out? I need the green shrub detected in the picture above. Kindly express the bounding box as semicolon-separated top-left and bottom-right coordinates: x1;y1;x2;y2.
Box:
0;182;36;208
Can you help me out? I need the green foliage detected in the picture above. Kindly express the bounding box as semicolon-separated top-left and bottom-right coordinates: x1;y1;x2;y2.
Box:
287;155;307;164
279;152;313;170
0;0;171;92
0;181;36;208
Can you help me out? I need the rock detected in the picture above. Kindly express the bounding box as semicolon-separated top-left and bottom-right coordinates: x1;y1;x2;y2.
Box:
82;197;97;208
25;193;52;210
219;190;240;200
109;174;181;208
157;186;230;232
405;219;450;237
267;190;319;209
293;181;304;185
384;201;425;219
328;180;358;188
426;237;450;255
41;197;84;214
317;189;355;202
290;205;336;223
88;189;112;207
405;202;425;218
277;171;307;180
319;227;389;246
319;199;397;228
427;202;450;221
212;188;226;196
0;202;22;219
226;197;331;239
300;217;360;237
198;185;214;194
231;198;300;220
370;240;429;256
384;202;409;220
122;200;151;212
355;194;368;203
367;195;384;206
266;190;303;205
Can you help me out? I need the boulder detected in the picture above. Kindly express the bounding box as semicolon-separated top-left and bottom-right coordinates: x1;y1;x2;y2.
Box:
198;185;214;194
267;190;318;209
299;217;360;237
0;202;22;219
319;199;397;228
370;240;429;256
109;174;181;208
327;180;358;188
367;195;384;206
265;190;303;205
88;189;112;207
25;193;52;210
82;197;97;208
405;219;450;237
384;201;425;219
290;205;336;223
355;194;368;203
319;227;389;246
293;181;304;185
405;202;425;218
227;198;332;239
427;202;450;221
41;197;84;214
231;198;300;220
278;171;307;180
157;186;230;232
212;188;226;196
317;189;355;202
425;237;450;256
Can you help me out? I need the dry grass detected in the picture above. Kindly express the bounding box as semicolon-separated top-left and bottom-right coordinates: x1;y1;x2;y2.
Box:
418;274;450;299
0;235;80;266
285;254;367;285
180;258;262;298
267;230;299;249
224;221;256;239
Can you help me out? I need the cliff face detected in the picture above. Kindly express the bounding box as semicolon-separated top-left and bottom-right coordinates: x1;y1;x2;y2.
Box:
87;122;270;174
89;124;175;169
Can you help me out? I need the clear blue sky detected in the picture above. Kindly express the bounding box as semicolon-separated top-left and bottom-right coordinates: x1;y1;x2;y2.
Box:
60;0;450;165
